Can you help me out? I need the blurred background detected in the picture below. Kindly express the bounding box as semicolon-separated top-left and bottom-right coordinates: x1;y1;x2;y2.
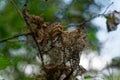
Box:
0;0;120;80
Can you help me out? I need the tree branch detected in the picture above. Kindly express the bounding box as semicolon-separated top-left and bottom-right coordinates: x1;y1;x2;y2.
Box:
0;32;32;43
10;0;24;21
68;2;114;27
22;0;44;66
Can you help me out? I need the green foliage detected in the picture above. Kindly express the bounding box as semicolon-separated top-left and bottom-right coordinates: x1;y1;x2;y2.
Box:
87;27;98;50
104;73;120;80
17;76;34;80
104;14;109;19
0;0;110;79
0;56;11;69
84;75;93;79
12;56;25;65
28;0;59;22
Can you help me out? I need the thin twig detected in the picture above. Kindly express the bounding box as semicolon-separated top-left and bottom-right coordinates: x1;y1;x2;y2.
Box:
3;40;26;42
0;32;32;43
10;0;24;20
81;2;113;26
68;2;114;27
102;2;114;14
22;0;44;66
63;68;73;80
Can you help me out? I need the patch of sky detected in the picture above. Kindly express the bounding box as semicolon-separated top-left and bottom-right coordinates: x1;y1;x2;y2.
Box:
0;0;6;11
63;0;72;5
18;36;27;41
81;0;120;71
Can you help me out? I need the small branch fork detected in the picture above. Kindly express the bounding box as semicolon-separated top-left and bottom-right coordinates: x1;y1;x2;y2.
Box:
0;2;113;44
0;0;44;66
68;2;114;27
0;0;113;67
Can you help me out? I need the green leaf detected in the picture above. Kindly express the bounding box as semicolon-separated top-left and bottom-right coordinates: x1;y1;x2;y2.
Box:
104;14;109;19
84;75;93;79
0;56;11;69
12;56;25;65
87;28;98;50
18;77;33;80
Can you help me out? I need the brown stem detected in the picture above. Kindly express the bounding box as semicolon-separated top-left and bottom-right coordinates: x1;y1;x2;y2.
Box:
22;0;44;67
63;69;73;80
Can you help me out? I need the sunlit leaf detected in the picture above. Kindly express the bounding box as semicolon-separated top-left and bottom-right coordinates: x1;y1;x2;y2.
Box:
84;75;93;79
